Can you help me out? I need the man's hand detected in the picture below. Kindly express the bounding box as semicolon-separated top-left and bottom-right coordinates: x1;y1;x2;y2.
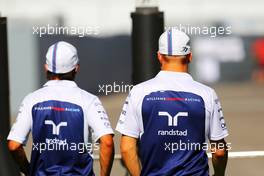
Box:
7;140;30;175
99;134;114;176
210;139;228;176
120;135;141;176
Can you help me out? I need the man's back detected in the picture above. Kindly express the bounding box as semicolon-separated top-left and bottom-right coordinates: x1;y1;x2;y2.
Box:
7;41;115;176
31;80;93;175
117;71;228;176
9;80;113;175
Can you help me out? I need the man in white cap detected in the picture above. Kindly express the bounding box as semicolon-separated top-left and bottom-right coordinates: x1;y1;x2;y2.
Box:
116;29;229;176
7;41;114;176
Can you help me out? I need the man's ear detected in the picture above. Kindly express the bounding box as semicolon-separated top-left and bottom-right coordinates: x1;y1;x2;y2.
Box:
44;64;49;72
157;52;163;64
75;64;80;73
187;53;192;63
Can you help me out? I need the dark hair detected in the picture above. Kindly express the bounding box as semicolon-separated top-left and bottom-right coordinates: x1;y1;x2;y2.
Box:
46;69;77;81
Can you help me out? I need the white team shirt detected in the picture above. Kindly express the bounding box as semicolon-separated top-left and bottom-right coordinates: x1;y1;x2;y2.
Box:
116;71;228;141
8;80;114;145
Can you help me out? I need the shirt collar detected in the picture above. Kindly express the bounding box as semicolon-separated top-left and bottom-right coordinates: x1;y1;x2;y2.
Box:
156;71;193;80
43;80;78;88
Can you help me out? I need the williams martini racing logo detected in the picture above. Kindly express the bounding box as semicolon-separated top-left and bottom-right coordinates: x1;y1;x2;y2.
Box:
146;97;201;102
34;106;80;112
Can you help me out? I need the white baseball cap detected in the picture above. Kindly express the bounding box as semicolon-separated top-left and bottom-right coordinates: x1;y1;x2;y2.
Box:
159;28;191;56
46;41;79;74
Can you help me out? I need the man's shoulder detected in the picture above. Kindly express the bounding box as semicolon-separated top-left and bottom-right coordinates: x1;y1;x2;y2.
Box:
127;79;151;98
23;87;45;101
189;80;218;106
78;88;98;99
26;86;54;99
191;80;215;93
131;78;157;92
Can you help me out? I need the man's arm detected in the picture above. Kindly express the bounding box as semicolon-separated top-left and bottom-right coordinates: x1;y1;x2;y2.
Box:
120;135;141;176
99;134;114;176
210;139;228;176
7;140;30;176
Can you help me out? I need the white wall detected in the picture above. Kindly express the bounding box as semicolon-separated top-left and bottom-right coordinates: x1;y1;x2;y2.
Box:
0;0;264;35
